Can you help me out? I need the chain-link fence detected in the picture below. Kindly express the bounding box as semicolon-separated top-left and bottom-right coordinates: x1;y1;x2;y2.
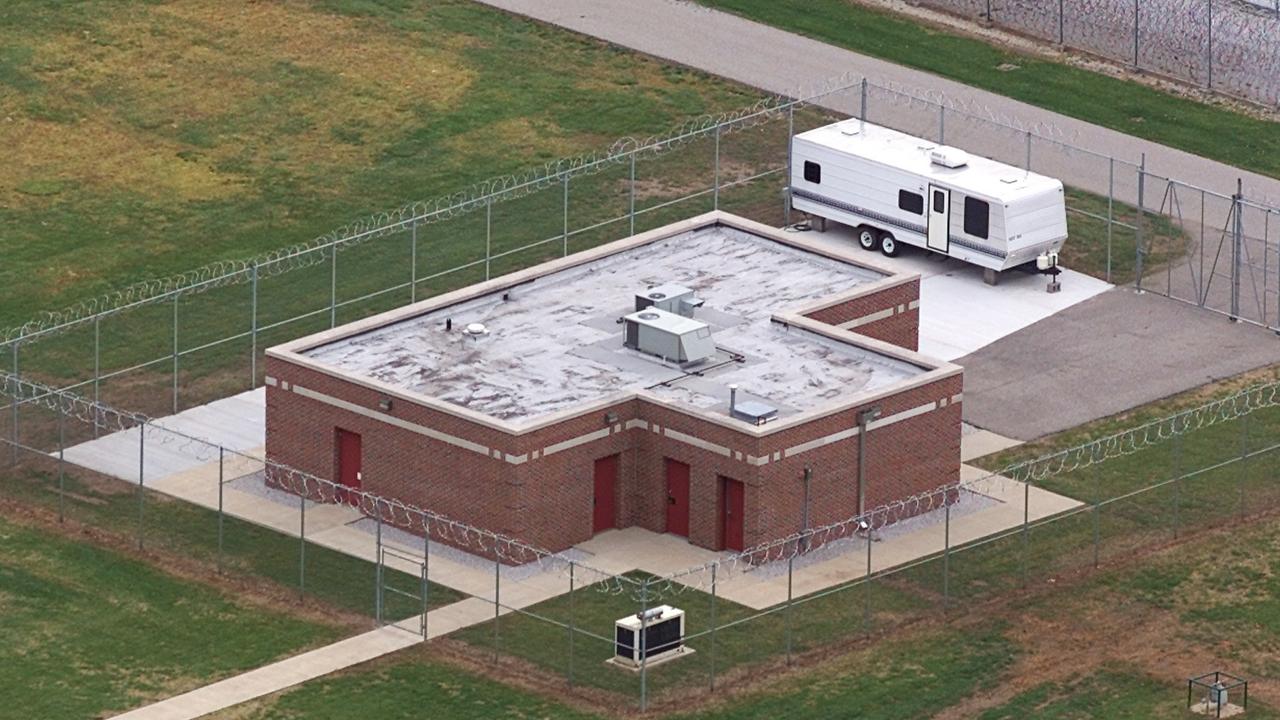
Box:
922;0;1280;106
3;369;1280;712
3;72;1280;713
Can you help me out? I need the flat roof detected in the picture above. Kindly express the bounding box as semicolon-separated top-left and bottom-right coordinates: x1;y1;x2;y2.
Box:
296;222;929;425
795;120;1062;201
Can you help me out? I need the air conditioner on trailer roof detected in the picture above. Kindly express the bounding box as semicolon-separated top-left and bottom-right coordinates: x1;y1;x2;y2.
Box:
614;605;686;666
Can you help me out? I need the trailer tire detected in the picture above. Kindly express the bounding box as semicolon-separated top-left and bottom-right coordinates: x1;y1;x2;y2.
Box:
879;232;900;257
856;226;878;251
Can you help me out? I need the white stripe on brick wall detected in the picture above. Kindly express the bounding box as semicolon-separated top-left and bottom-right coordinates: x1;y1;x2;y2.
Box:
746;454;770;466
505;453;528;465
264;376;278;387
781;400;943;460
663;427;731;457
908;300;920;310
290;384;492;458
867;401;938;431
625;419;648;431
951;393;963;404
839;307;894;329
542;427;611;457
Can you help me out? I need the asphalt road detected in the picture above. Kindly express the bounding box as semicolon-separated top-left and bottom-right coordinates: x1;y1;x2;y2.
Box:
958;288;1280;439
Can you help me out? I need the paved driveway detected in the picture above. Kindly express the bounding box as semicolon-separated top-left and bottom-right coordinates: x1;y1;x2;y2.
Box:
958;288;1280;440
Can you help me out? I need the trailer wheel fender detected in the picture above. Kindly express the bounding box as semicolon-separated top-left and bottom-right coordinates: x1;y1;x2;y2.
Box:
856;226;878;251
879;231;900;258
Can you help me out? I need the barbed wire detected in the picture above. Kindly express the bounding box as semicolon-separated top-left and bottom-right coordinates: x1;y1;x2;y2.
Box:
638;380;1280;599
917;0;1280;106
0;73;861;347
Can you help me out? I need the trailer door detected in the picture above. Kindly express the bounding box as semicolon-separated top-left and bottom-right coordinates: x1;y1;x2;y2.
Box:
927;185;950;253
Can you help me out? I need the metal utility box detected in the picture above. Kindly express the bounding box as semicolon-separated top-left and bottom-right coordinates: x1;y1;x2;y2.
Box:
623;308;715;364
614;605;685;666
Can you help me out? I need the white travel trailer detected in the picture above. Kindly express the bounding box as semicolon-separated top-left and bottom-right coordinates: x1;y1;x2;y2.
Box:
790;120;1068;276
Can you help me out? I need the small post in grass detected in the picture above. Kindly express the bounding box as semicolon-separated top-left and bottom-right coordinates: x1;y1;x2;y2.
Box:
1093;444;1102;568
57;399;65;523
1021;477;1030;587
567;559;576;686
375;514;384;625
709;562;718;690
299;489;306;600
423;527;431;640
561;174;570;258
217;446;225;574
1173;424;1183;540
409;219;418;304
493;548;501;663
1239;406;1249;521
942;497;951;612
863;517;873;638
137;420;145;550
171;290;180;414
785;552;795;666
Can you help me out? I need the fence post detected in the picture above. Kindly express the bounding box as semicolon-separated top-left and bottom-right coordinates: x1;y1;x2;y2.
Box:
171;291;180;414
485;198;493;281
1240;405;1249;521
859;77;868;126
137;421;145;550
938;104;946;144
1058;0;1065;45
863;523;872;637
1172;426;1183;540
375;515;383;624
9;342;17;465
713;124;721;212
329;246;338;329
562;174;570;257
629;152;637;236
249;262;259;389
1207;0;1214;89
1232;179;1244;322
493;550;501;662
1135;155;1147;292
1133;0;1140;67
567;560;576;686
784;104;794;225
1024;130;1032;171
423;529;431;640
1093;445;1102;568
709;563;718;690
57;401;65;523
785;553;795;666
410;220;418;304
299;490;306;599
942;498;951;612
639;578;650;712
93;317;101;438
1106;157;1115;283
218;446;225;574
985;0;992;22
1021;478;1030;587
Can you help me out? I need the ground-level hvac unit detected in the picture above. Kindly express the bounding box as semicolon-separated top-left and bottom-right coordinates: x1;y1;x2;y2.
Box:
614;605;685;666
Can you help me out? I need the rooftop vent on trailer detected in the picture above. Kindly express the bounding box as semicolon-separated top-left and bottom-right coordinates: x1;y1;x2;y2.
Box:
929;147;969;169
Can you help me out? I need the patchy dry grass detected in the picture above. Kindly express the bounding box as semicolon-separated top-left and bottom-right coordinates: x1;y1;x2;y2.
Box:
0;0;759;326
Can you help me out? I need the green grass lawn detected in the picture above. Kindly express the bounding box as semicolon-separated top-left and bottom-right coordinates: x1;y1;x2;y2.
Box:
697;0;1280;180
2;462;464;619
0;515;341;719
0;0;764;330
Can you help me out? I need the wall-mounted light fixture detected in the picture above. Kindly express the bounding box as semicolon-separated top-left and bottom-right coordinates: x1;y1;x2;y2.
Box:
378;396;393;412
604;411;619;426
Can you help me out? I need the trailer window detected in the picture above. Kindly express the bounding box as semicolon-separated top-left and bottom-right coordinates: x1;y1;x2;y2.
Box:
898;190;924;215
964;197;990;239
803;161;821;184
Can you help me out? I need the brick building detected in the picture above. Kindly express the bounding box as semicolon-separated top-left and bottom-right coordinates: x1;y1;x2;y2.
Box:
265;212;962;557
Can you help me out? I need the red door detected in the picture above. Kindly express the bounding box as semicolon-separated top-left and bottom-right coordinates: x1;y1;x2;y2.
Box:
593;455;618;533
721;477;745;551
665;458;690;537
336;428;362;505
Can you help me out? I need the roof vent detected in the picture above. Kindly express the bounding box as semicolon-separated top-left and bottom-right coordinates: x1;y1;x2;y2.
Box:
464;322;489;338
930;147;969;168
731;400;778;426
635;284;703;317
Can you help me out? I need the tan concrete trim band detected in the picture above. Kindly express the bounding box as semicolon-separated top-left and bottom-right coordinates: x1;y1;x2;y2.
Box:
542;427;611;457
663;427;732;458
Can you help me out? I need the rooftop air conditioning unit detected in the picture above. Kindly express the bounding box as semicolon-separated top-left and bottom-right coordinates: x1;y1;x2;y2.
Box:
623;308;715;365
615;605;686;666
635;284;703;318
929;146;969;169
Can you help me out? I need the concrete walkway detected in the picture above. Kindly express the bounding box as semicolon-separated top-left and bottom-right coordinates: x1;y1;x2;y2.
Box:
474;0;1280;203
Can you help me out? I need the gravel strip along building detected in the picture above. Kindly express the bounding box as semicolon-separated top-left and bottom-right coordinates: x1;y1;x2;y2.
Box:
265;212;963;558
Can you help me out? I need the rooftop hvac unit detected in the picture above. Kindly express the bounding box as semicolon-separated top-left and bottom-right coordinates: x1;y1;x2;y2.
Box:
929;146;969;169
615;605;685;666
635;284;704;318
623;308;715;365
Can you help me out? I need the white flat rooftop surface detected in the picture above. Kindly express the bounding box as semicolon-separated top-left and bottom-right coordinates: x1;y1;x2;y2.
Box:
801;225;1112;361
303;225;925;423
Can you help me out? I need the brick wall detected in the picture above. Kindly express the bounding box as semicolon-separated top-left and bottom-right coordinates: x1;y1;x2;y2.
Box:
266;352;960;561
802;278;920;352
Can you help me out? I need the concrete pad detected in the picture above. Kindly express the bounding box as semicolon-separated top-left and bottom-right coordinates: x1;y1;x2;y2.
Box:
798;226;1112;361
961;424;1023;462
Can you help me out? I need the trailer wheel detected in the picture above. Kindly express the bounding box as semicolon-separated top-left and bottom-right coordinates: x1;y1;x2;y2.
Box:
856;226;878;251
879;232;900;257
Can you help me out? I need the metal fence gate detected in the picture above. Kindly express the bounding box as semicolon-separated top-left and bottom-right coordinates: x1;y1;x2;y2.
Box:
376;542;429;638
